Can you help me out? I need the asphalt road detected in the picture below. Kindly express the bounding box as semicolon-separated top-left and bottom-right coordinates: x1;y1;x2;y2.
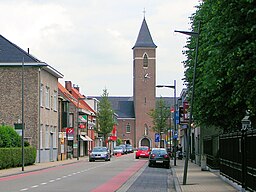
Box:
0;153;174;192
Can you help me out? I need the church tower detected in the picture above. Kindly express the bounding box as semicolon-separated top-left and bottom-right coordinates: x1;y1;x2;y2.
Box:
133;17;157;148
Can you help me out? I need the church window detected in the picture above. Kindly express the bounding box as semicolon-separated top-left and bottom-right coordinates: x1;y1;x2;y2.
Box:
144;124;149;136
126;123;131;133
143;53;148;67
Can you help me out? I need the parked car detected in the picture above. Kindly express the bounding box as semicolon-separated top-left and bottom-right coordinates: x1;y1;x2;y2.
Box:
89;147;111;162
126;144;134;153
135;146;150;159
113;146;125;155
119;144;128;154
148;148;170;169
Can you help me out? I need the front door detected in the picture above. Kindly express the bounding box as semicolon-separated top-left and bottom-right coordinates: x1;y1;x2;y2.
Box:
140;138;150;147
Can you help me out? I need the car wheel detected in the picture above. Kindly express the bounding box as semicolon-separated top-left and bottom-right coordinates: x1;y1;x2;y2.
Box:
148;163;152;167
89;159;92;162
136;156;139;159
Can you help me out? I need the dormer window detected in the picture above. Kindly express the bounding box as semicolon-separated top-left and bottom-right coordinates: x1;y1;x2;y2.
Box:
143;53;148;68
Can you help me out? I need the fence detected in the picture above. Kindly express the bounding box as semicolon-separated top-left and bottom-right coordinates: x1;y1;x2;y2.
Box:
203;135;219;169
219;129;256;192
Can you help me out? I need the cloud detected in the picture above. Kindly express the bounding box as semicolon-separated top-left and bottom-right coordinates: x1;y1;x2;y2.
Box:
0;0;200;97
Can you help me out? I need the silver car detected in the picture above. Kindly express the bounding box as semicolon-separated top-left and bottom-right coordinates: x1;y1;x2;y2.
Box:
89;147;111;162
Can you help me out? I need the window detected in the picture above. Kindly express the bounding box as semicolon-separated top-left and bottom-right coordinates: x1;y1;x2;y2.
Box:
40;124;43;149
52;126;57;148
45;86;50;109
53;91;57;111
126;123;131;133
144;124;148;136
143;53;148;67
40;84;43;107
45;125;49;148
69;113;74;127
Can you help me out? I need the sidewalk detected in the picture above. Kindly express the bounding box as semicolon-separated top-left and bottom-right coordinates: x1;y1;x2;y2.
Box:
0;157;88;178
171;159;240;192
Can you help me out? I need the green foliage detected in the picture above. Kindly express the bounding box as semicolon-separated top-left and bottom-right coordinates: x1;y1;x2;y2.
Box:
97;88;115;146
183;0;256;131
0;125;21;147
116;138;122;146
148;97;171;134
0;147;36;169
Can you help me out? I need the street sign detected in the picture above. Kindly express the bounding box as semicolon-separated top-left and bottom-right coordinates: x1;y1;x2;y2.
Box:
175;111;179;124
155;133;160;142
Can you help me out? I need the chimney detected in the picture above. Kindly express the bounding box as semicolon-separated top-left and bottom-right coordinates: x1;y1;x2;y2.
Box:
74;85;80;92
65;81;72;92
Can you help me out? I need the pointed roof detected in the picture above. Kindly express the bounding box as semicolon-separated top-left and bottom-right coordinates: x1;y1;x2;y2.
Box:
133;18;157;49
0;34;40;62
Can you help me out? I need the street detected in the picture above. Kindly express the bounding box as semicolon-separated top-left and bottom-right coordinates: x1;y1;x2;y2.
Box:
0;153;173;192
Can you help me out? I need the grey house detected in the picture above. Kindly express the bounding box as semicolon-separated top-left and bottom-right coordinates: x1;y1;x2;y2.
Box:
0;34;63;163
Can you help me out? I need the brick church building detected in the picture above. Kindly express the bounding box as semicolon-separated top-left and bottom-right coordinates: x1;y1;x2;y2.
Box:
107;16;166;149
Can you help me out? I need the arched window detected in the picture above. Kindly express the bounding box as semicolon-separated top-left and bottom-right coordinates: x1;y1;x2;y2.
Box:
143;53;148;67
144;124;148;136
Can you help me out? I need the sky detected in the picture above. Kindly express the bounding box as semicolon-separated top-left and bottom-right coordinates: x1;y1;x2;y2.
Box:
0;0;201;97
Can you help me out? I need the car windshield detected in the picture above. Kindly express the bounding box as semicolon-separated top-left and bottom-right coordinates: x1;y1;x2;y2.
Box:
92;148;106;152
139;147;148;151
152;149;166;155
114;147;122;150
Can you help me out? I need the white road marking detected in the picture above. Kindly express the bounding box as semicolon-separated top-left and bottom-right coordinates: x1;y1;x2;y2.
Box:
31;185;39;188
18;162;112;191
20;189;29;191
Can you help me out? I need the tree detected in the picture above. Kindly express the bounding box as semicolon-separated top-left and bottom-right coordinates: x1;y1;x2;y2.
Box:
183;0;256;131
0;125;21;147
96;88;115;146
148;97;171;137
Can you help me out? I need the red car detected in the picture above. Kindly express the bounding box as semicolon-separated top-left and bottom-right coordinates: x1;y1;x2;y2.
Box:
135;146;150;159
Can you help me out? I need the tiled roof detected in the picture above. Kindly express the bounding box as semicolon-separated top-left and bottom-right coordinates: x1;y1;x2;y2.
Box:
0;34;40;62
93;96;175;119
133;18;157;49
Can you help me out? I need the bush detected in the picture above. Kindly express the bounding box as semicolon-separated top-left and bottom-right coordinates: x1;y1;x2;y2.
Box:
0;125;21;147
0;147;36;169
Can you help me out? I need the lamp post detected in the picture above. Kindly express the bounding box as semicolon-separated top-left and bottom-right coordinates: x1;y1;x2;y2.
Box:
175;21;200;185
156;80;177;166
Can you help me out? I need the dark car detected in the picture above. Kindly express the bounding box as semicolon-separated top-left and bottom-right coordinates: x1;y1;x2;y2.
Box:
89;147;111;162
148;148;170;169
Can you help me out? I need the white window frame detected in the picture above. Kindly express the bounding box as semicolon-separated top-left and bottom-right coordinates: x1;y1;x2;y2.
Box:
45;86;50;109
40;124;43;149
40;84;44;107
126;123;131;133
53;90;57;111
45;125;49;148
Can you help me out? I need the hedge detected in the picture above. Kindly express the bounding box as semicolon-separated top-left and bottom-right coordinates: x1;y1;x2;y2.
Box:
0;147;36;169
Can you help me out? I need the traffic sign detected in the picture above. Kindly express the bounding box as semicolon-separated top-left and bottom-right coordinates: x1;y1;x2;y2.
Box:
155;133;160;142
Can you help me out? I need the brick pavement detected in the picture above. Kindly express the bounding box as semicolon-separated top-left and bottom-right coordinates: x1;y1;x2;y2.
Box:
171;159;240;192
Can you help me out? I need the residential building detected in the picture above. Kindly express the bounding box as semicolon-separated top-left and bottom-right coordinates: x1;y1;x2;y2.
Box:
0;34;63;162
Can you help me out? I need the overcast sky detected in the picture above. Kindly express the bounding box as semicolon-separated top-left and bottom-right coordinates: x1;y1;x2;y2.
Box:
0;0;201;97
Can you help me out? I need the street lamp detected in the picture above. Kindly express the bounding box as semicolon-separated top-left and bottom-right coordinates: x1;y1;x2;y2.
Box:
156;80;177;166
175;21;200;185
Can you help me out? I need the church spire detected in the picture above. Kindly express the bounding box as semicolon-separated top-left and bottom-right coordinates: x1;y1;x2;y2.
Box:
133;17;157;49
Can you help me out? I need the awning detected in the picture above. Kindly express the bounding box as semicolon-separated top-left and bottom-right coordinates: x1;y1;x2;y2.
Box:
80;135;93;142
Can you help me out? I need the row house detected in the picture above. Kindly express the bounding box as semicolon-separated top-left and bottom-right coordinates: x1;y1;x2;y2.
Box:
0;34;63;163
0;34;111;163
58;81;97;160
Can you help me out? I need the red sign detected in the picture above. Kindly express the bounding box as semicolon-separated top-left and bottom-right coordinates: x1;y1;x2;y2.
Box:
109;136;117;141
79;124;86;129
66;128;74;134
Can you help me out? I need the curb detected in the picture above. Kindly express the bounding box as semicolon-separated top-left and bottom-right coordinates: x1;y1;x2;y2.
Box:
171;166;182;192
